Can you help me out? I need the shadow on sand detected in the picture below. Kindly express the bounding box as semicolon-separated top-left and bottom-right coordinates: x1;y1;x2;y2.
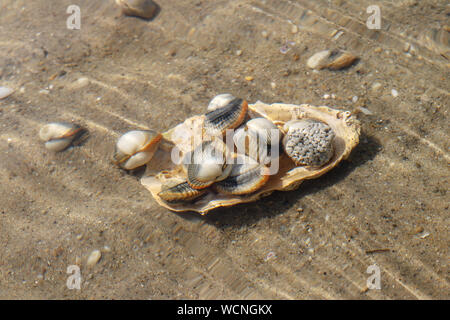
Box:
173;131;382;228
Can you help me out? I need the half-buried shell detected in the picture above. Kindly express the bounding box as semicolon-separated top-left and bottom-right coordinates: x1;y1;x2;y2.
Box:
39;122;84;152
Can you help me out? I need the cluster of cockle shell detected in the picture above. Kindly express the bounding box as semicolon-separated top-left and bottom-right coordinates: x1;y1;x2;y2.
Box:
39;94;360;214
146;94;339;204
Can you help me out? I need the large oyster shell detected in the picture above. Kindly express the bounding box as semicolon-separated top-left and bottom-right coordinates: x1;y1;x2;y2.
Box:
141;101;360;214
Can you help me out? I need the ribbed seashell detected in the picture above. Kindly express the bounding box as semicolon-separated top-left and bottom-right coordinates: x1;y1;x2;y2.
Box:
283;119;335;167
207;93;236;111
214;156;270;195
39;122;83;152
184;140;232;189
113;130;162;170
203;98;248;136
115;0;159;20
234;117;282;164
158;181;207;202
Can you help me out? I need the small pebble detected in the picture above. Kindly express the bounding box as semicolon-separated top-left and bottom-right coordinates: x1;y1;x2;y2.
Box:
413;226;424;234
0;86;14;99
403;43;411;53
391;89;399;97
39;89;50;95
323;94;330;99
235;49;242;56
352;96;358;103
245;76;254;82
371;82;382;91
188;27;196;37
265;251;276;261
270;82;277;89
71;77;90;90
291;24;298;34
332;30;344;40
261;31;269;39
86;250;102;267
356;106;373;115
374;47;382;53
420;232;430;239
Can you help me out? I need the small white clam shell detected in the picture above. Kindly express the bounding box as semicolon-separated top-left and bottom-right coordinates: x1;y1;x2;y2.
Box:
207;93;236;111
39;122;81;152
114;130;162;170
117;130;151;155
44;139;74;152
0;86;14;100
121;150;155;170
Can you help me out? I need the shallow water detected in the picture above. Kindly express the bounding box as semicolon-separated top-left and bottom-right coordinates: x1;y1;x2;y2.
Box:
0;0;448;299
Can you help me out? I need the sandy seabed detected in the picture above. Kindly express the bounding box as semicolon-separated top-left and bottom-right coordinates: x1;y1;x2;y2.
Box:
0;0;448;299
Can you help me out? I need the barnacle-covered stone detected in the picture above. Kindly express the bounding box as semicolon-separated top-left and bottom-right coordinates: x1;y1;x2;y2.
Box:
283;120;335;167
